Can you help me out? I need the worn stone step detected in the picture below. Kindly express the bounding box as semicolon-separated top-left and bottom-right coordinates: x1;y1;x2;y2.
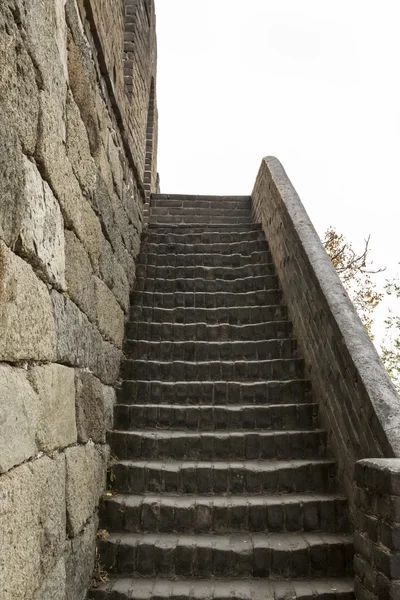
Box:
130;290;282;310
125;320;292;342
98;531;353;578
149;216;253;225
113;403;318;432
117;379;311;406
129;304;288;325
151;200;251;211
100;492;348;534
136;251;272;268
108;429;327;461
89;577;355;600
146;224;262;234
109;459;337;495
140;240;269;255
151;194;252;201
120;358;304;382
135;263;272;281
151;207;251;217
142;229;265;245
133;276;278;295
124;339;297;362
151;193;251;205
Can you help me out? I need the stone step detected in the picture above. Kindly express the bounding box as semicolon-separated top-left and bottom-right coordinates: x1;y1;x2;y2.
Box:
146;224;262;233
130;290;282;310
120;358;304;382
151;194;252;202
136;251;272;268
97;531;354;578
133;276;278;295
108;429;327;461
140;240;269;255
129;304;288;325
109;459;337;495
142;229;265;244
151;199;251;210
151;193;251;204
135;263;273;280
150;207;252;217
89;577;355;600
124;339;297;362
125;320;292;342
100;492;348;534
117;379;311;406
149;216;254;226
113;403;318;432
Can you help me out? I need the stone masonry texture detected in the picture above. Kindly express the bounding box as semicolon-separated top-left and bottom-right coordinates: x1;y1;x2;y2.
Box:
88;196;355;600
1;1;400;599
0;0;157;597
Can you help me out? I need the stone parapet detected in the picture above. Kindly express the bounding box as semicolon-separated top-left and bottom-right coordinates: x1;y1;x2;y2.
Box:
354;459;400;599
252;157;400;509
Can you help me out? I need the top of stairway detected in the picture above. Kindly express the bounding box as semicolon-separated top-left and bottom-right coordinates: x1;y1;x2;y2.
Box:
151;194;252;201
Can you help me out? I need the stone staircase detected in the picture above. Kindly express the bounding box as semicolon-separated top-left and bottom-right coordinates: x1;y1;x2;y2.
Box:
89;195;354;600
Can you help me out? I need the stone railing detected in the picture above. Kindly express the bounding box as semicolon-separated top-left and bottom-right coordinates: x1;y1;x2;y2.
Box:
252;157;400;599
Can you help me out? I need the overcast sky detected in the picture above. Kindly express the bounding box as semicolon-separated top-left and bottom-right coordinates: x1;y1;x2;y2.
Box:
155;0;400;342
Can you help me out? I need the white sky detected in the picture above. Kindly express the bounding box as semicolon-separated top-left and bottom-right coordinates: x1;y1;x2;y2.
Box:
155;0;400;342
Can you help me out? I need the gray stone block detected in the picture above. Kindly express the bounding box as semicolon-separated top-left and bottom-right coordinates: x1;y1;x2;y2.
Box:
65;443;108;537
28;363;77;453
75;370;116;444
0;241;57;362
0;454;66;599
65;514;99;600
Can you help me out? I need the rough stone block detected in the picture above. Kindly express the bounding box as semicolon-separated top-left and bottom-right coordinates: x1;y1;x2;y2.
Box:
0;364;38;474
28;364;77;453
0;454;66;599
65;229;97;323
0;241;57;362
0;8;39;155
65;514;98;600
33;558;66;600
66;91;97;199
75;370;116;443
18;156;66;289
52;290;121;385
94;276;125;347
65;443;108;537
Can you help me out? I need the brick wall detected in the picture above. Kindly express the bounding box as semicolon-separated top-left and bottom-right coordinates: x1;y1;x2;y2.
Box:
251;157;400;511
0;0;157;597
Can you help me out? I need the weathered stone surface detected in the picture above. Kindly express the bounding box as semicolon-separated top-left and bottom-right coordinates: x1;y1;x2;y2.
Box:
0;454;66;599
19;156;66;289
66;91;97;199
94;276;125;348
65;443;107;537
65;229;97;323
99;238;130;314
75;370;116;443
33;558;66;600
66;11;101;159
0;127;27;248
0;6;39;155
0;241;57;362
52;290;121;384
0;364;38;474
28;364;77;453
65;514;98;600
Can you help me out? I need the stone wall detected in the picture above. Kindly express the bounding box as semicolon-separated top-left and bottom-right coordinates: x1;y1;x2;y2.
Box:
251;157;400;511
0;0;157;597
